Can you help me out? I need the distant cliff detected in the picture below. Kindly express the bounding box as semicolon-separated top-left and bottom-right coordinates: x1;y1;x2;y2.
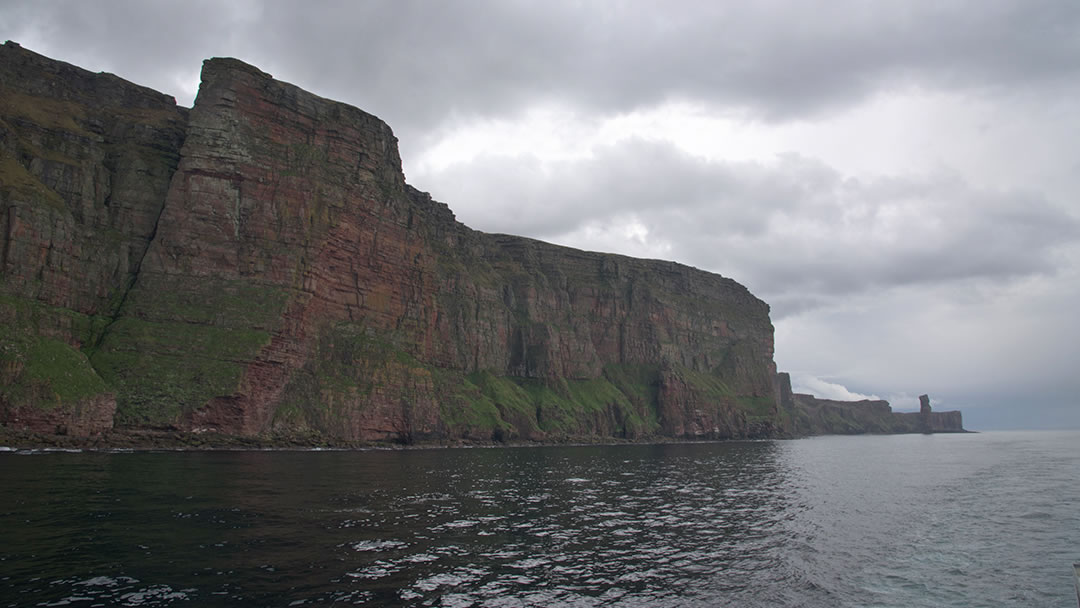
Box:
0;44;964;445
776;374;965;435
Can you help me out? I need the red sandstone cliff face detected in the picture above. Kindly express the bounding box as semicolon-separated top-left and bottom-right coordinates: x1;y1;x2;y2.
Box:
82;53;781;442
104;56;441;435
0;43;186;316
1;45;783;443
0;393;116;437
0;42;187;435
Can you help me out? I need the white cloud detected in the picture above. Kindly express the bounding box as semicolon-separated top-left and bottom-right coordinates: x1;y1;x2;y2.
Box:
790;374;880;402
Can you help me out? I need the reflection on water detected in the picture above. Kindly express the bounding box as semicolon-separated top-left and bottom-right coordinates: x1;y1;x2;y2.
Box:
1;432;1078;607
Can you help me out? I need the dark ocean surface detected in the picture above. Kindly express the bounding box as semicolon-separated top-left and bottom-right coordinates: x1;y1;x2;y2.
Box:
1;431;1078;607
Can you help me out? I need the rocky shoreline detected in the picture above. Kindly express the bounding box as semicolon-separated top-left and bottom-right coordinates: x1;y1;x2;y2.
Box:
0;422;970;453
0;428;758;452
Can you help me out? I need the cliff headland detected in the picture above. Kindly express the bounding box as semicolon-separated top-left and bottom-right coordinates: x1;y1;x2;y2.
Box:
0;43;964;447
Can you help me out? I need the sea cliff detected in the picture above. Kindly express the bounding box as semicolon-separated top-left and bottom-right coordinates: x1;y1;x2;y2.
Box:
0;43;962;445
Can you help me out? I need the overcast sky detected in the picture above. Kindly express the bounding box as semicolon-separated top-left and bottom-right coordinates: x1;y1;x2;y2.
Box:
4;0;1079;429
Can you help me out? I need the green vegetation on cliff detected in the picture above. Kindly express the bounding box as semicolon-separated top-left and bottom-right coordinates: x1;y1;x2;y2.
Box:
441;365;663;441
271;321;672;443
1;337;107;407
89;276;289;426
0;294;109;409
91;319;270;426
0;149;67;211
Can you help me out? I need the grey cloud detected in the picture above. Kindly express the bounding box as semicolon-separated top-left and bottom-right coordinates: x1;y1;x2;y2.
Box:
420;140;1080;317
424;142;834;242
773;267;1080;430
4;0;1079;140
1;1;236;91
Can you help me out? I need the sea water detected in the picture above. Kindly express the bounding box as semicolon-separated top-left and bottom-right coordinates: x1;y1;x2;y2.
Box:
1;431;1078;607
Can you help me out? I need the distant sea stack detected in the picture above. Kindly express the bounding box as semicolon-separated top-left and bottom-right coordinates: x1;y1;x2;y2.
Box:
0;43;964;445
781;377;964;435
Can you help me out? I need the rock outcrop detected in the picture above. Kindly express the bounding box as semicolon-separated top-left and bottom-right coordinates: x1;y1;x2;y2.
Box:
1;43;785;443
901;393;964;433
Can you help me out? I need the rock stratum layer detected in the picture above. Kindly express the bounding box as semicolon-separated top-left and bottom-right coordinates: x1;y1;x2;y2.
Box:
0;44;962;444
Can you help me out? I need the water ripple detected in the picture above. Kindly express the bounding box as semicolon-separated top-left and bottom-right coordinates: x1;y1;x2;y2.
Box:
1;432;1078;606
